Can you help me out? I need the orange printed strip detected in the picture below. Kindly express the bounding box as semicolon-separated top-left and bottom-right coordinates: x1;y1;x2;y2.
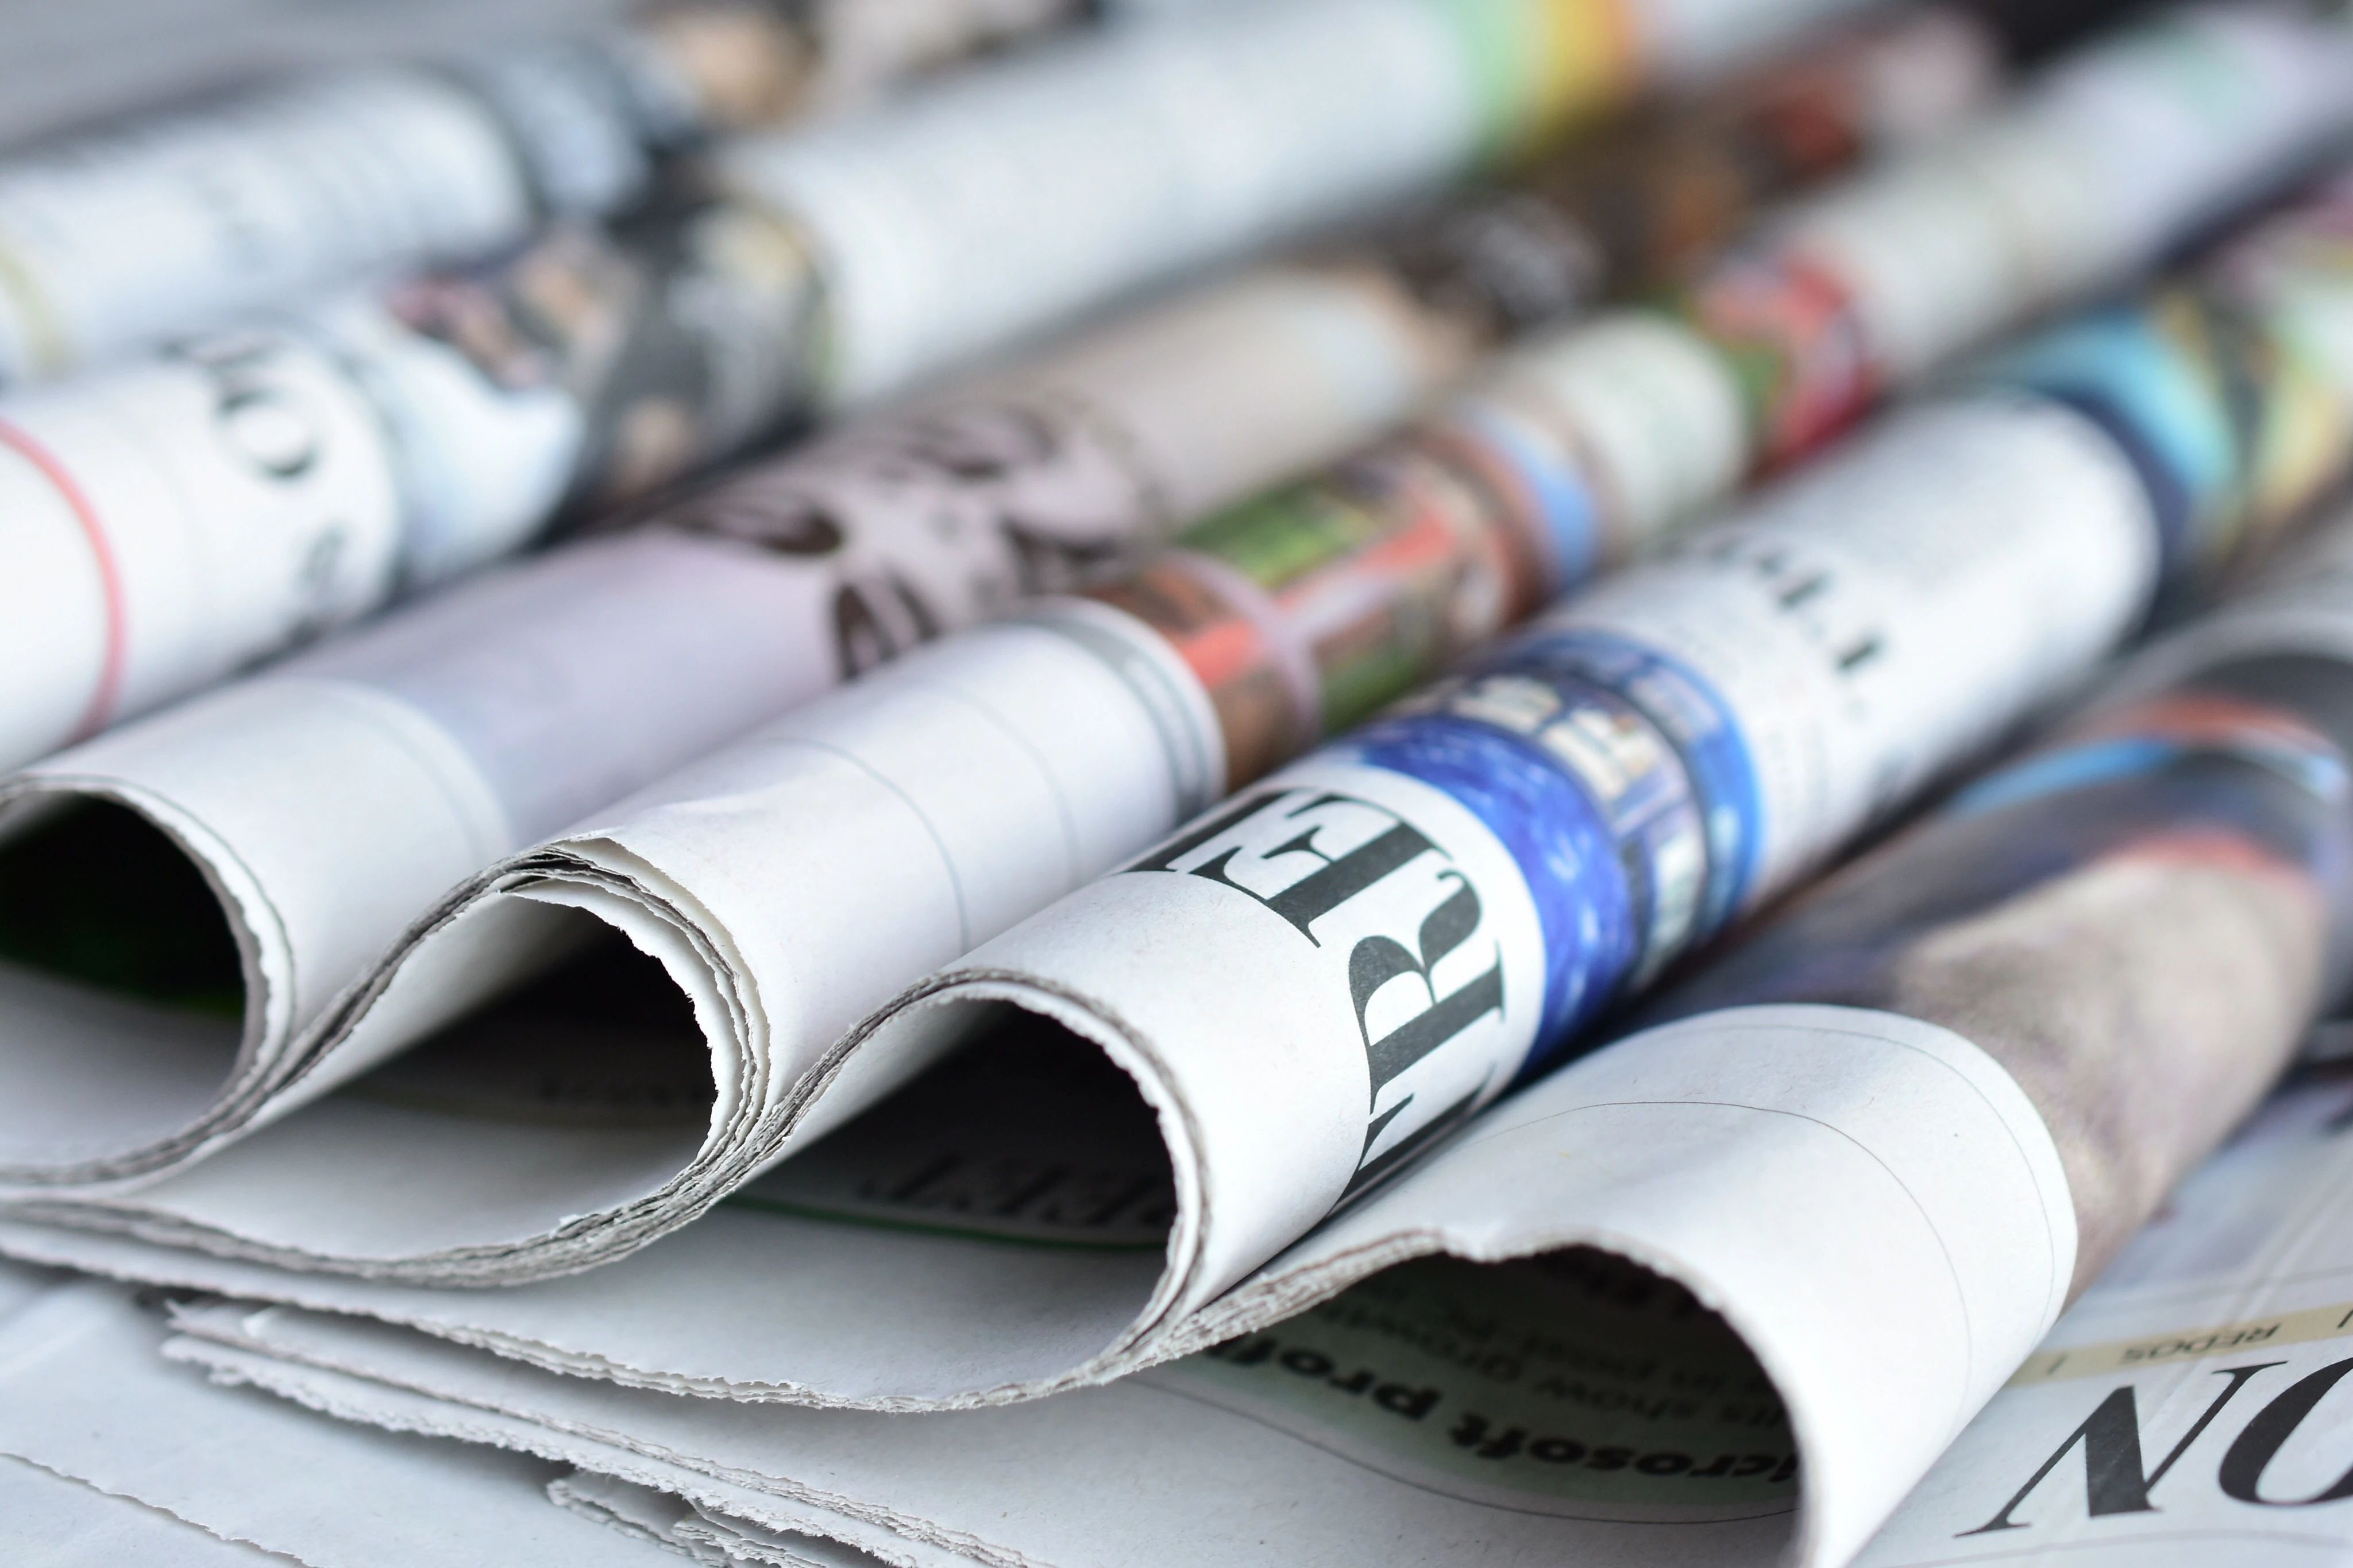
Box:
2009;1301;2353;1387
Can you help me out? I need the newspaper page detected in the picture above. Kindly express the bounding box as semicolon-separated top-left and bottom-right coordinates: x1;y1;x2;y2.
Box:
142;509;2353;1568
144;1063;2353;1568
164;1046;2353;1568
0;1258;673;1567
549;1472;903;1566
0;190;818;774
11;155;2352;1394
2;1455;292;1568
0;0;1118;387
0;0;2004;779
165;1274;1803;1568
0;12;2295;1285
1851;1055;2353;1566
0;0;2015;1201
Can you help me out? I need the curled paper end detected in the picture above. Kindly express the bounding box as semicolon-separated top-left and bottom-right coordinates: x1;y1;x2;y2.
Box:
0;786;256;1185
1161;1004;2080;1568
765;969;1212;1403
0;675;515;1194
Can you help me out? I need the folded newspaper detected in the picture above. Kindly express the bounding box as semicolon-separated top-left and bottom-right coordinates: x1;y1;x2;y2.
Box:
707;0;1854;412
4;31;2350;1322
0;0;2061;1195
142;1045;2353;1568
0;192;820;773
6;118;2352;1406
3;0;1941;786
0;1256;675;1566
0;0;1068;387
82;504;2353;1568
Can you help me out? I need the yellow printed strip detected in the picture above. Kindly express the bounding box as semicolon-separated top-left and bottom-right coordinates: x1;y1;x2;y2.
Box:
1527;0;1642;145
0;230;68;377
2248;331;2353;551
2008;1300;2353;1387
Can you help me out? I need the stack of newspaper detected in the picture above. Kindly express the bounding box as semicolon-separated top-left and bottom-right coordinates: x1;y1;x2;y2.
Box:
9;2;2353;1566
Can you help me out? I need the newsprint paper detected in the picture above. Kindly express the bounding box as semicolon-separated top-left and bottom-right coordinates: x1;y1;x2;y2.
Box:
0;1455;289;1568
0;2;2336;1265
17;357;2353;1568
0;1256;669;1566
139;1049;2353;1568
0;388;2165;1281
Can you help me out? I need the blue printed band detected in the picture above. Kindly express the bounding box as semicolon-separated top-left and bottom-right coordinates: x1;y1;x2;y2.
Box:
1349;712;1630;1056
1950;729;2351;822
1500;629;1764;934
1447;398;1606;593
1980;305;2237;581
1344;627;1761;1076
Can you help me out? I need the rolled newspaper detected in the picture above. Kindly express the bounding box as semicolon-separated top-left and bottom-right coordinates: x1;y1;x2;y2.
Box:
0;0;1966;774
1367;1;2006;343
1090;516;2353;1567
786;286;2343;1413
707;0;1876;411
0;1;2022;1193
0;196;817;770
0;0;1127;385
0;0;1873;775
60;443;2353;1568
9;57;2352;1343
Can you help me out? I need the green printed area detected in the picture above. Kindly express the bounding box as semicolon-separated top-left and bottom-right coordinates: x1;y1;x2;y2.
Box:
1166;1250;1798;1517
1177;481;1386;591
1178;464;1447;729
1676;307;1790;452
1428;0;1549;158
0;800;242;1017
1319;638;1430;737
2119;20;2263;121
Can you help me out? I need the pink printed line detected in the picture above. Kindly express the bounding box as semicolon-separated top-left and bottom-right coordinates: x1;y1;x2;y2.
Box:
0;418;126;741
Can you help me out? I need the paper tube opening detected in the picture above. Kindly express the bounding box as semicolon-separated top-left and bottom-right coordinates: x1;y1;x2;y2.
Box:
710;984;1189;1404
0;794;247;1175
347;920;718;1137
142;905;726;1269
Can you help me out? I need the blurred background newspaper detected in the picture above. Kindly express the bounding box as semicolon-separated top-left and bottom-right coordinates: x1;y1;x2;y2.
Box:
6;3;2353;1567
